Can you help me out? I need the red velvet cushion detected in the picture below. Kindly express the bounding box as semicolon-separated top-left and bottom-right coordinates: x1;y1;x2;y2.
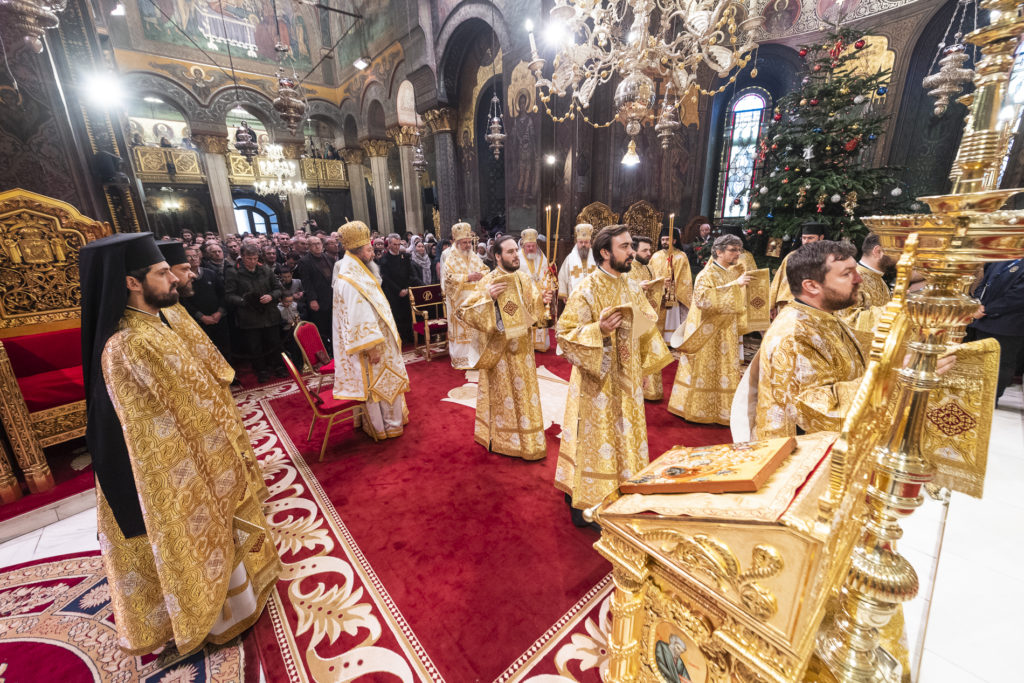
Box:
317;359;335;375
313;389;360;412
3;328;82;376
17;365;85;412
412;321;447;335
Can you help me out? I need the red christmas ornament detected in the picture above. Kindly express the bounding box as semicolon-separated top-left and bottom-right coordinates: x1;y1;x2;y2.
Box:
781;178;789;184
810;98;819;106
813;64;822;72
773;113;782;121
844;136;861;152
784;166;790;171
798;48;808;57
855;39;866;49
771;143;778;150
757;230;764;235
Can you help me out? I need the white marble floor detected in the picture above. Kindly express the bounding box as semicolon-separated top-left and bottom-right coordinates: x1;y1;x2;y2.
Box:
1;388;1020;682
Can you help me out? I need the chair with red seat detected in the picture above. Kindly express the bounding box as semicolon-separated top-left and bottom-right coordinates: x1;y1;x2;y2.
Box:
408;284;448;361
293;320;334;393
282;353;370;461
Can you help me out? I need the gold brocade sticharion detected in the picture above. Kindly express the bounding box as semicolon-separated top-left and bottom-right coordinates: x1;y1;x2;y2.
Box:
628;259;667;401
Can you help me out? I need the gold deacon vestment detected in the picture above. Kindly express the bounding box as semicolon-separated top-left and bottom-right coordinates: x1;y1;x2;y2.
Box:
98;309;280;656
627;259;667;400
457;267;549;460
648;247;692;343
739;249;758;273
756;300;867;439
519;247;552;352
555;268;672;509
840;262;892;332
668;261;744;425
333;254;410;439
442;246;490;368
162;302;269;502
768;251;795;310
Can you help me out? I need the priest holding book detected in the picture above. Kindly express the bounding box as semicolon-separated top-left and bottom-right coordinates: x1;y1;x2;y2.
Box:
628;234;668;400
555;225;672;526
668;234;750;425
457;235;554;460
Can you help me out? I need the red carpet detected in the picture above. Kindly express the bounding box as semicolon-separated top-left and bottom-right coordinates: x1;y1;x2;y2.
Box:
0;551;257;682
245;340;729;681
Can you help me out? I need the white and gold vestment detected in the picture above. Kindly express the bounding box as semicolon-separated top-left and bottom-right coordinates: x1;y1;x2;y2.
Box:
555;267;672;509
648;247;692;342
519;242;552;352
557;247;597;301
442;245;490;369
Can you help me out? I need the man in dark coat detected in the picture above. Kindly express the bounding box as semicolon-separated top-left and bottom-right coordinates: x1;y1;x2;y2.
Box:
226;244;286;382
968;258;1024;402
181;245;232;362
378;233;422;344
296;236;335;348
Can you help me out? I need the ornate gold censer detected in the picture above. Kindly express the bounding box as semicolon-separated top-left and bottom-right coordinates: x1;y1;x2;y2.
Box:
592;2;1024;681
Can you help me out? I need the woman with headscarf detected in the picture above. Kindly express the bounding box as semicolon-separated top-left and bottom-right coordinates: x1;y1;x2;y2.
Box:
410;238;434;285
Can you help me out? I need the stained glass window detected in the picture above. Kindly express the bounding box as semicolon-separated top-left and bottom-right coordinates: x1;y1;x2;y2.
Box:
716;89;770;219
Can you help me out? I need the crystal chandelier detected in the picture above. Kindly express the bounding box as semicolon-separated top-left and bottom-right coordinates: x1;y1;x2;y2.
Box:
234;121;260;161
921;0;977;116
273;69;307;134
484;94;506;159
525;0;762;161
412;128;428;177
254;143;308;202
0;0;66;53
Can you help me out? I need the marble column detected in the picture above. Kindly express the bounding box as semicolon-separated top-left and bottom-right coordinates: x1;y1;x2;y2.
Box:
193;134;236;238
362;139;394;235
281;142;310;231
387;125;424;235
424;107;458;240
341;148;370;225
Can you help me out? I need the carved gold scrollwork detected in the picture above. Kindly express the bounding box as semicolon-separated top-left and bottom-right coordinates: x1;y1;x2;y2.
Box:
577;201;620;232
641;530;782;621
623;200;665;245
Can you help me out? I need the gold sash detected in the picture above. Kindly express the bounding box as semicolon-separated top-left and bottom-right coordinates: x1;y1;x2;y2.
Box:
738;267;771;334
494;273;534;340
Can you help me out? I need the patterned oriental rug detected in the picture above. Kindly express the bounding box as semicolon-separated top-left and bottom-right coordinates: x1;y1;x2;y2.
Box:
0;552;256;682
244;342;729;682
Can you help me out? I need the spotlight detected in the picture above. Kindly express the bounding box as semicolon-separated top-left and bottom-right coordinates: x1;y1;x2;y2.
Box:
524;19;534;32
621;139;640;166
353;57;369;70
83;71;124;109
544;20;569;47
110;2;125;16
545;153;556;166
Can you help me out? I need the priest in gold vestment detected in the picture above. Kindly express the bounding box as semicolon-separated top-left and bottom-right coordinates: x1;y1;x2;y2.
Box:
518;228;552;351
457;235;554;460
768;221;826;311
81;234;280;656
668;235;751;425
628;235;667;400
648;227;692;343
555;225;672;524
157;240;269;502
332;221;410;439
442;222;489;368
839;232;893;332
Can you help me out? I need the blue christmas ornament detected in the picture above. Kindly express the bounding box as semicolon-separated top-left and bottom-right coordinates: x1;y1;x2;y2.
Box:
767;211;774;219
876;86;888;95
868;134;877;140
813;127;823;133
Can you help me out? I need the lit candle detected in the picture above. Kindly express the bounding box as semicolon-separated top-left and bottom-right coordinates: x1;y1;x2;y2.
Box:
668;213;675;254
545;205;553;262
555;203;562;246
525;19;539;59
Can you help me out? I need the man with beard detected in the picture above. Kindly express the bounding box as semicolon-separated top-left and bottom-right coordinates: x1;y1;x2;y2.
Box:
768;221;826;312
668;235;751;425
332;221;410;439
518;228;553;351
756;240;867;438
379;233;422;344
457;235;554;460
649;226;693;344
297;236;335;348
555;225;671;526
156;240;269;502
79;233;279;656
442;222;489;369
839;232;894;332
557;223;597;302
226;244;287;383
628;235;668;400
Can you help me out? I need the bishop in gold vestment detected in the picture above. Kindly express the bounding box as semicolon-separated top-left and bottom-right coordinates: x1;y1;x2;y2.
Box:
82;234;279;657
333;221;410;439
518;228;553;351
442;222;490;368
628;236;668;400
457;236;554;459
556;227;671;511
668;236;749;425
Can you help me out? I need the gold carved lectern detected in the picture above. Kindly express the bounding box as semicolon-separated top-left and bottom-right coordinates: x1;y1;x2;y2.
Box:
593;2;1024;681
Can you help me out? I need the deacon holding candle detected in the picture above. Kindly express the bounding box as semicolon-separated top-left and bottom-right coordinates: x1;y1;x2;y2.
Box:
649;213;693;344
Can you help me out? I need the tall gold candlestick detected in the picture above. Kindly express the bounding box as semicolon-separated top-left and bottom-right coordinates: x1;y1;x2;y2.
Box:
545;205;552;262
668;213;675;254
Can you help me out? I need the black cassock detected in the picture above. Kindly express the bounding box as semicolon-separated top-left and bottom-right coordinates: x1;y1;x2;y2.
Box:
378;251;422;343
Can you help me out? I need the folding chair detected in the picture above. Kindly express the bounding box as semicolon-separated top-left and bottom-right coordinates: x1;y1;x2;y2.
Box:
293;320;334;393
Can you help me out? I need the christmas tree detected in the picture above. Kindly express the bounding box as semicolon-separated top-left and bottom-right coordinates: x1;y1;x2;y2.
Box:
744;27;911;249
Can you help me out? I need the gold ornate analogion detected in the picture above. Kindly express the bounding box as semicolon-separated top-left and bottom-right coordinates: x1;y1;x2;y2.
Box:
595;3;1022;680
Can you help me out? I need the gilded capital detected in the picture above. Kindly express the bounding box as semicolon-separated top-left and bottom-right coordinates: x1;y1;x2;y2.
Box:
339;147;365;165
191;134;229;155
281;142;304;160
424;107;456;134
386;125;420;147
361;139;393;158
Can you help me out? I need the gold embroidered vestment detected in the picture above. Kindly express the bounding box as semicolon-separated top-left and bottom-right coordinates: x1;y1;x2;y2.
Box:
555;268;671;509
442;248;490;369
627;259;667;401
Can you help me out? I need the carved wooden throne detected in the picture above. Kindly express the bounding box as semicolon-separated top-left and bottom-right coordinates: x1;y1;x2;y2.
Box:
576;202;620;231
0;189;111;503
623;200;665;244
